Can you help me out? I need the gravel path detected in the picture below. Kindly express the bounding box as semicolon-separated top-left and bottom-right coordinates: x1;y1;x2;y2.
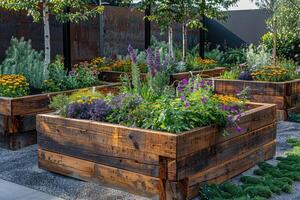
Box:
0;121;299;200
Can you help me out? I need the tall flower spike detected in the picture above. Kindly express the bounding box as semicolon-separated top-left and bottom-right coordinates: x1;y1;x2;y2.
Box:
154;48;161;71
128;45;137;64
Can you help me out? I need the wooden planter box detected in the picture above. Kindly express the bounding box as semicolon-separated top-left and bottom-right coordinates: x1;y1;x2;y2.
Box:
37;102;276;199
99;67;225;83
213;79;300;120
0;84;119;150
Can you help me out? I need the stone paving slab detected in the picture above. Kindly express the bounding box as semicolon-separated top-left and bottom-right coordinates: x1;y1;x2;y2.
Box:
0;179;63;200
0;121;299;200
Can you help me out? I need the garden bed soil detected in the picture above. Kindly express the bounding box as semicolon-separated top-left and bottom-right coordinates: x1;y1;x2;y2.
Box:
99;67;226;83
37;102;276;200
0;84;120;150
213;79;300;121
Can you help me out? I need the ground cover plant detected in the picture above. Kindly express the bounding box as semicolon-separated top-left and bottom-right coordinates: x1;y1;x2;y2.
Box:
199;138;300;200
0;38;102;97
51;45;247;134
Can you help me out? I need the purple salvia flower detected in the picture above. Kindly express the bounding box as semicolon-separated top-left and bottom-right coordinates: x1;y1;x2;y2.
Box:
146;48;152;67
185;101;190;108
177;83;183;93
227;115;233;121
206;81;213;86
128;45;137;64
237;126;242;133
182;79;189;85
200;80;205;88
201;97;207;104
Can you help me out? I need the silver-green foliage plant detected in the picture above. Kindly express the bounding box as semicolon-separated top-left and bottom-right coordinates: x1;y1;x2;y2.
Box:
246;44;272;71
1;37;48;89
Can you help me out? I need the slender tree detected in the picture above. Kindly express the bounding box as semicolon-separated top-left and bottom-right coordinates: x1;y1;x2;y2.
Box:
0;0;104;65
123;0;238;61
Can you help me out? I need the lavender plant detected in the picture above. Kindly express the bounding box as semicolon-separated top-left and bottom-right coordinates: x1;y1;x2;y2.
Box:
89;99;112;121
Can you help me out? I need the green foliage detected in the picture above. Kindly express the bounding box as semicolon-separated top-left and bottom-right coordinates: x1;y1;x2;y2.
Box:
49;94;70;117
43;56;98;92
246;44;272;70
0;0;104;23
221;48;247;66
220;67;240;80
199;138;300;200
262;32;300;63
0;37;48;89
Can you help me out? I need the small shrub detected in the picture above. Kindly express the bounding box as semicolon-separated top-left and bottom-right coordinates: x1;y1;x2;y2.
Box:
0;74;29;97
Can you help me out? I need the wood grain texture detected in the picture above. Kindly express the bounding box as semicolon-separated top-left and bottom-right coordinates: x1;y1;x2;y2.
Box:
37;102;277;199
214;79;300;120
0;84;119;150
171;67;225;83
38;149;162;198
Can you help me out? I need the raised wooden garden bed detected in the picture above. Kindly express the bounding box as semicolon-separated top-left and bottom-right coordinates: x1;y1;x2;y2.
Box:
37;102;276;199
99;67;225;83
213;79;300;120
0;84;119;150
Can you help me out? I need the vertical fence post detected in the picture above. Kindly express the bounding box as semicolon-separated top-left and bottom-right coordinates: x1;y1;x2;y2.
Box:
145;5;151;49
199;16;206;58
63;7;71;71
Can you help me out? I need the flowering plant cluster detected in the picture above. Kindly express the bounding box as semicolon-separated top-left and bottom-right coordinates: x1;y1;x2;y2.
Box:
0;74;29;97
187;58;219;71
43;56;99;92
251;66;289;82
52;75;246;134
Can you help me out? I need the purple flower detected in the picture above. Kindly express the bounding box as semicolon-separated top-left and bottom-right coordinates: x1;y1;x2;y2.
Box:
206;81;213;86
146;48;152;67
182;79;189;85
237;113;242;121
200;80;205;88
180;96;185;101
68;102;91;119
237;126;242;133
128;45;137;64
201;97;207;104
227;115;233;121
185;101;190;108
89;99;112;121
177;83;183;93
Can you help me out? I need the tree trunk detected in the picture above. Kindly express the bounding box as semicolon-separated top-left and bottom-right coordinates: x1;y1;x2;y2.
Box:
182;23;188;61
272;19;277;66
43;0;51;66
168;26;174;59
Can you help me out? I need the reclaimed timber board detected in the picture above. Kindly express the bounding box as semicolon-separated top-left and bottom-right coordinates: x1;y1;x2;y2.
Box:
99;67;225;83
0;84;120;150
171;67;226;83
213;79;300;120
37;102;277;199
187;140;276;199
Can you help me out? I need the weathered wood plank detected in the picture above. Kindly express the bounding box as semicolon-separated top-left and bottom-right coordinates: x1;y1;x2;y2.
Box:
38;130;161;177
177;103;276;158
187;140;276;199
37;115;177;159
175;123;276;180
171;67;226;83
0;99;11;116
214;79;288;96
38;149;162;198
8;84;120;116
